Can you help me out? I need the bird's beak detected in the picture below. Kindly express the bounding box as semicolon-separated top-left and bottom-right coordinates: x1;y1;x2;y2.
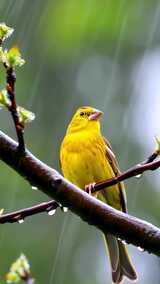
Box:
88;108;103;121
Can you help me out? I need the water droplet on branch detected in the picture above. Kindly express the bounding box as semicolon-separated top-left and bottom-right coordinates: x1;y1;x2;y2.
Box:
135;174;142;179
135;164;143;178
48;209;56;216
18;219;24;224
31;186;38;190
62;207;68;213
137;246;144;252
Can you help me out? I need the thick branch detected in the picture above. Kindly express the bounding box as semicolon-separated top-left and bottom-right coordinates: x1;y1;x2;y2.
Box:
1;150;158;224
0;130;160;256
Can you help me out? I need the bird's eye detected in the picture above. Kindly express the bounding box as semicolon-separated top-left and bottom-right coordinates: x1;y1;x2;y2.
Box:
80;112;85;116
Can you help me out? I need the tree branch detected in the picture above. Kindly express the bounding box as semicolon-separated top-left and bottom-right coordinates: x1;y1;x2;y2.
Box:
1;149;158;224
5;65;25;152
0;200;59;224
92;151;160;193
0;131;160;256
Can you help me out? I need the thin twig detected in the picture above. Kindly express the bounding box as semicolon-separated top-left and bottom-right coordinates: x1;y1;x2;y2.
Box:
142;151;158;164
0;200;59;224
0;26;25;151
91;150;160;193
4;64;25;152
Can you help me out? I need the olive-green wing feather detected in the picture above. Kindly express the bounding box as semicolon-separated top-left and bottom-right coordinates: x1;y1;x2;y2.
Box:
103;137;127;213
102;137;137;283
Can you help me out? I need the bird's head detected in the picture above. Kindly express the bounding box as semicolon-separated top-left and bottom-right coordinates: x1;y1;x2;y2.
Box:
66;106;103;134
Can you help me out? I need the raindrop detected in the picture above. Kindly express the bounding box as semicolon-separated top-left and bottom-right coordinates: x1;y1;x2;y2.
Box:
48;209;56;216
31;186;38;190
137;246;144;252
18;219;24;224
135;174;142;179
62;207;68;213
135;164;143;179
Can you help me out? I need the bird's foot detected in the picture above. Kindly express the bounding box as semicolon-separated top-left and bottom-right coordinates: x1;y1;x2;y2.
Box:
85;182;96;195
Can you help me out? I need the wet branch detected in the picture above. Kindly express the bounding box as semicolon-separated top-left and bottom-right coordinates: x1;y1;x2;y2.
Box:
4;65;25;152
1;149;158;224
1;130;160;256
91;150;160;194
0;200;59;224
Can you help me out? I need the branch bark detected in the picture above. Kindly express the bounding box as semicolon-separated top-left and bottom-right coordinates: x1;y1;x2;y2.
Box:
93;158;160;193
5;65;25;152
0;130;160;256
0;200;59;224
91;151;160;193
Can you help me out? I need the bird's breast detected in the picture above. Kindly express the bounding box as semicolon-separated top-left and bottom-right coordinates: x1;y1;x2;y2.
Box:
60;133;112;189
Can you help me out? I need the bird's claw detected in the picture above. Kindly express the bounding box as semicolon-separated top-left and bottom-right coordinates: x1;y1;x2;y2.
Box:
85;182;96;195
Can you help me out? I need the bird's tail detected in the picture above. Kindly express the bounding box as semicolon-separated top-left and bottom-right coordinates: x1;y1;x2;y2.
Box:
104;234;138;283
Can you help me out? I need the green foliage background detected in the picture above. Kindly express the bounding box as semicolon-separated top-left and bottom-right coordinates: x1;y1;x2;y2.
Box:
0;1;160;283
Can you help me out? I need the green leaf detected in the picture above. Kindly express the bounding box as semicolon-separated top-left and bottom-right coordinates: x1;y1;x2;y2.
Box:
17;106;35;124
6;254;31;283
6;271;20;283
0;89;11;108
0;23;14;42
3;46;25;68
0;47;3;62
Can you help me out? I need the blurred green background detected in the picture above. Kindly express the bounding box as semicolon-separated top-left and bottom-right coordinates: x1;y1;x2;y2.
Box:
0;0;160;283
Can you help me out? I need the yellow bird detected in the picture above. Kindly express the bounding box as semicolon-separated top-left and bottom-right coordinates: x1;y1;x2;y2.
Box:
60;106;137;284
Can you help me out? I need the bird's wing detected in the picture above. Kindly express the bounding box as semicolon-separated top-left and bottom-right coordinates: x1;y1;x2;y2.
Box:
103;137;127;213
